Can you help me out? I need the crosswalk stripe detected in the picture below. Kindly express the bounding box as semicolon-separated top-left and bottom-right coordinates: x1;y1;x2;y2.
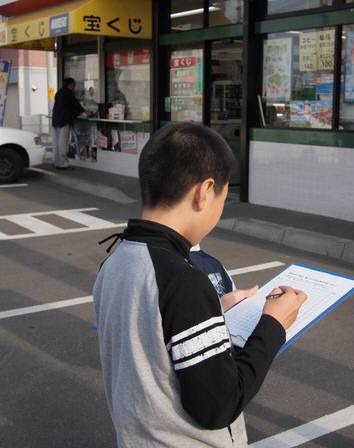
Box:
55;209;116;228
0;207;99;220
249;405;354;447
6;215;62;234
0;208;124;240
0;223;127;240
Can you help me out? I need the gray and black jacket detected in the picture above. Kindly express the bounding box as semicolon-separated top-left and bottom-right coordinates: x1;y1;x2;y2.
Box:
93;219;285;447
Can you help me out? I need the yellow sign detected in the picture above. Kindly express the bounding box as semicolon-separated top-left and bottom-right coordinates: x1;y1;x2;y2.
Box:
7;17;50;46
0;0;152;49
48;87;56;101
72;0;151;39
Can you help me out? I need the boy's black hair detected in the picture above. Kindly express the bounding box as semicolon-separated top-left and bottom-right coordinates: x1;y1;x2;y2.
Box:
63;77;75;88
139;122;236;208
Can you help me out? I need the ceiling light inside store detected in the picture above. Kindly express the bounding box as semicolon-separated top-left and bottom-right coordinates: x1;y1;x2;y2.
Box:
171;6;220;19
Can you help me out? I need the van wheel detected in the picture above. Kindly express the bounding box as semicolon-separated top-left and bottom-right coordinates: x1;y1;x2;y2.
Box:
0;147;24;183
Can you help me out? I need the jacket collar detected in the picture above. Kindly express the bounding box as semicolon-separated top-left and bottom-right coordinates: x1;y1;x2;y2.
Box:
122;219;192;259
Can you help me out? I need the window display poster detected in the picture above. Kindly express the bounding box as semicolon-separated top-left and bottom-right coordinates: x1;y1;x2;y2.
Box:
0;60;11;126
290;100;332;128
317;29;335;71
95;129;138;155
315;74;333;95
170;57;203;97
299;32;318;72
263;38;292;101
344;31;354;103
120;131;138;154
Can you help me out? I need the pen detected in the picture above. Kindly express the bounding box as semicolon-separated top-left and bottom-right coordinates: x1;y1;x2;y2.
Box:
265;292;285;300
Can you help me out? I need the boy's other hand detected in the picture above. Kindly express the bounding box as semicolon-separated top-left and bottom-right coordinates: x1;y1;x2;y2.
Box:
263;286;307;330
221;285;259;312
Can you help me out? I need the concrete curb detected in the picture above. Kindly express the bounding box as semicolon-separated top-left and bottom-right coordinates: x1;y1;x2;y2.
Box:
217;217;354;264
40;171;137;205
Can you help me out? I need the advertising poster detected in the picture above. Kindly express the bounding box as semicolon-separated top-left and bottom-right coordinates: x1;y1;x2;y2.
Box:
0;60;11;127
263;38;292;101
299;32;318;72
290;101;332;128
120;131;137;154
170;51;203;122
317;29;335;71
344;31;354;103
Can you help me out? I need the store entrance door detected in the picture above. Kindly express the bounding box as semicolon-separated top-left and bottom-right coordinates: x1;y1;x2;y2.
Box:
210;39;243;185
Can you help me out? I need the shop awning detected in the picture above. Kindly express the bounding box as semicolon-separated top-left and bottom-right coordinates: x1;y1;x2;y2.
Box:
0;0;72;18
0;0;152;50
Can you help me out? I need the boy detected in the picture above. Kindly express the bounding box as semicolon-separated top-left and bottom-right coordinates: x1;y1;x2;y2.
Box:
190;244;259;312
93;123;306;447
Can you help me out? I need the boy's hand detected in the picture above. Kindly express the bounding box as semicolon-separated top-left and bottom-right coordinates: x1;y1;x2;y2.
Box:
263;286;307;330
221;285;259;312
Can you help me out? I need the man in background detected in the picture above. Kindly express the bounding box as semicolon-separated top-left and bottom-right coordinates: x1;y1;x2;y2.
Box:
52;77;85;170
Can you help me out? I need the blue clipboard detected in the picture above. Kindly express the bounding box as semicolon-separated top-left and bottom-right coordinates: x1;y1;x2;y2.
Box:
278;262;354;354
227;262;354;354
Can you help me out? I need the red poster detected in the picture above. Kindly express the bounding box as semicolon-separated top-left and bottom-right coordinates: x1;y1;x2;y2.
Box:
106;49;150;68
170;57;197;69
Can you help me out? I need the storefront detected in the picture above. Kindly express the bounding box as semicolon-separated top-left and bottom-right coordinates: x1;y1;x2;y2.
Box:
154;0;354;221
0;0;152;177
1;0;354;221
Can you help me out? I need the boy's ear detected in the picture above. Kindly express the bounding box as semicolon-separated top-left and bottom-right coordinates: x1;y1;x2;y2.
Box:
192;178;215;211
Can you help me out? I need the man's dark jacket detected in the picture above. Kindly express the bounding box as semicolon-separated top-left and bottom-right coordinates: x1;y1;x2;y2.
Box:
52;87;84;128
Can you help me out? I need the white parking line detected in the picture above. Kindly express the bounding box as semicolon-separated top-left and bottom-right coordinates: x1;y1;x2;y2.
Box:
0;183;28;188
0;262;287;320
249;405;354;447
227;261;285;276
0;207;125;240
0;296;93;320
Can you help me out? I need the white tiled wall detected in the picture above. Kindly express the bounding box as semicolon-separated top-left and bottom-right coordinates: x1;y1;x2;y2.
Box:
249;141;354;222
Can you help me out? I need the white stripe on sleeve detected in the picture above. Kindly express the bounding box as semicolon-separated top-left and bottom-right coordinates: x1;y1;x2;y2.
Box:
171;324;229;362
174;341;231;371
167;315;225;346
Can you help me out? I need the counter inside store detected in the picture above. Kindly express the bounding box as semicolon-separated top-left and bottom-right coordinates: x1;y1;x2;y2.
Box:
67;100;151;177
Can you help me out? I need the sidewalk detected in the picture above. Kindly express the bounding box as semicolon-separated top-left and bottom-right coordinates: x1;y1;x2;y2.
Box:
34;164;354;264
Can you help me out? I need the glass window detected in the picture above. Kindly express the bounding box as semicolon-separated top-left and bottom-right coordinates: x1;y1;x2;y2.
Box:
171;0;204;32
209;0;243;26
106;49;151;121
262;28;335;129
64;54;100;107
268;0;332;15
211;39;243;183
340;25;354;130
168;48;203;122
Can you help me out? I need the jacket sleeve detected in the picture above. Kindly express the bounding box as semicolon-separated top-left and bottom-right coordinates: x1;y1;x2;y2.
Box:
160;267;285;430
69;92;85;117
